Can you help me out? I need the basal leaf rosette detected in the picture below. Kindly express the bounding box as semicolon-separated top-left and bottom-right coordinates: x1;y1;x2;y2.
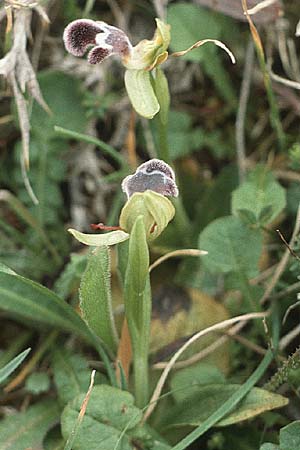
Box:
120;190;175;240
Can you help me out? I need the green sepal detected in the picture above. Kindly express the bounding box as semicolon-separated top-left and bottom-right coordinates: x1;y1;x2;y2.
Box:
68;228;129;246
119;190;175;241
124;69;160;119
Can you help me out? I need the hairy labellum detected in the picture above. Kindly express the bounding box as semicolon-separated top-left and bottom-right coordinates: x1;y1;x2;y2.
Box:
63;19;132;65
122;159;178;199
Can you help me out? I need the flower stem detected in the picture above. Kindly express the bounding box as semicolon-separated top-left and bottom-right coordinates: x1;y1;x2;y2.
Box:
124;217;151;408
157;113;170;163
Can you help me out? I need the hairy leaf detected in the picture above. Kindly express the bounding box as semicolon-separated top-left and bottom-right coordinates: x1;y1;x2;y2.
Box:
61;385;142;450
80;247;118;350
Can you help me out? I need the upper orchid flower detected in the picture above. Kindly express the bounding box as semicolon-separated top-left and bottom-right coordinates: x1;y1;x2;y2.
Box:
63;18;170;118
63;17;235;119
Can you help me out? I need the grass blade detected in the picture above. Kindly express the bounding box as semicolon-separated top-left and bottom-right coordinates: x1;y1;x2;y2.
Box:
0;348;31;384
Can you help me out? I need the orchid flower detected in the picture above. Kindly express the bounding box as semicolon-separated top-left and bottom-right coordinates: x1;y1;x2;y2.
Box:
63;18;235;119
68;159;178;246
63;18;170;118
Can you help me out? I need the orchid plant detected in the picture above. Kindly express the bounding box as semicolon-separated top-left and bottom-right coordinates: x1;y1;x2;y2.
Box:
68;159;179;408
64;13;236;410
63;17;235;119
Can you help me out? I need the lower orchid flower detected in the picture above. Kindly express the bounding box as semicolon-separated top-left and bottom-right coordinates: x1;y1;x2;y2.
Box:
68;159;178;246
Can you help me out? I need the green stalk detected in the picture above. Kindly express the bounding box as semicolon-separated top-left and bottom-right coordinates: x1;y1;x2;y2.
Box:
124;216;151;407
153;68;191;244
157;114;170;163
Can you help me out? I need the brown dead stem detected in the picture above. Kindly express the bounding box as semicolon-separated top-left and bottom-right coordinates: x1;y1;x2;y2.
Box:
0;1;50;201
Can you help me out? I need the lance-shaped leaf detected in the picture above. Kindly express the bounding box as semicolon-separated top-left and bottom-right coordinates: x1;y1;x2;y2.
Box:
0;272;94;344
0;348;31;385
79;247;118;351
124;69;160;119
68;228;129;246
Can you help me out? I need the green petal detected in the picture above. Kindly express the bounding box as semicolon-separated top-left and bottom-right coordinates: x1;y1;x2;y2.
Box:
68;228;129;246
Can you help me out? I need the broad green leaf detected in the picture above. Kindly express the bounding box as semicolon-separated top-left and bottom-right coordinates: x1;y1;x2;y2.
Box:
25;372;50;394
68;228;129;246
0;399;60;450
124;69;160;119
232;167;286;225
280;421;300;450
61;385;142;450
0;348;31;384
161;384;288;429
170;363;226;402
0;271;94;344
52;348;98;406
199;216;263;277
80;247;118;351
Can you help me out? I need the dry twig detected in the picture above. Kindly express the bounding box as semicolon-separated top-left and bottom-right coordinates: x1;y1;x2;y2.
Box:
0;1;50;202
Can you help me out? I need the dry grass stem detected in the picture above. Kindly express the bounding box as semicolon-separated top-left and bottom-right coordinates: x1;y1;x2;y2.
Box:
149;249;207;272
143;312;266;422
271;71;300;90
235;40;255;182
260;204;300;305
246;0;278;15
279;323;300;350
